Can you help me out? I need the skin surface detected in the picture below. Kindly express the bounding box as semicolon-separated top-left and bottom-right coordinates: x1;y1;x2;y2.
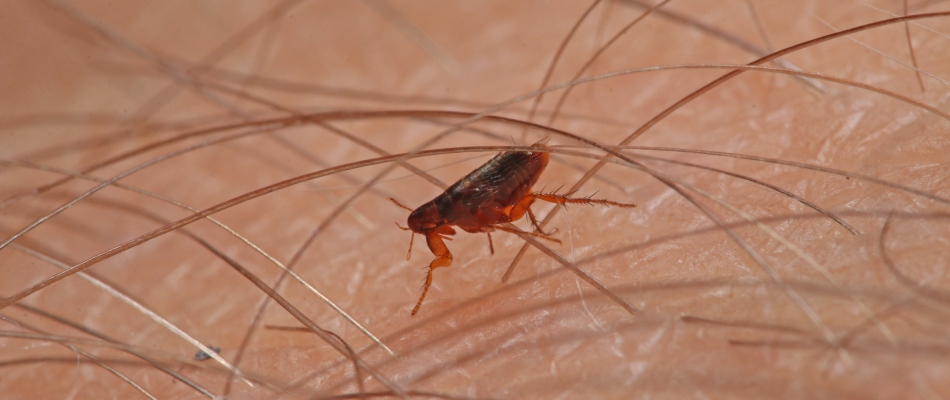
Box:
1;1;949;399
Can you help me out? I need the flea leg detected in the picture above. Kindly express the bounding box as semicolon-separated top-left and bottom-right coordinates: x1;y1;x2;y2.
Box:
404;232;414;260
506;195;560;242
495;224;561;244
526;207;556;236
413;233;454;316
532;191;637;208
508;194;536;222
486;232;494;255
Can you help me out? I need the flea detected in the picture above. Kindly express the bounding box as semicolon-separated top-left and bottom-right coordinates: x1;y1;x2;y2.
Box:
391;143;636;315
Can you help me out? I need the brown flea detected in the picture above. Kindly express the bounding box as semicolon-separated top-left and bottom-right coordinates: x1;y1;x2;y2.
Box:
391;143;637;315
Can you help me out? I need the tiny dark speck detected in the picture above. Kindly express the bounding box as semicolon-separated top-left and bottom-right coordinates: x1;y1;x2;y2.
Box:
194;345;222;361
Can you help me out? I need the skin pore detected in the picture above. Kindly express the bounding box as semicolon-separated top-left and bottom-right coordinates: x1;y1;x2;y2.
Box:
1;1;949;398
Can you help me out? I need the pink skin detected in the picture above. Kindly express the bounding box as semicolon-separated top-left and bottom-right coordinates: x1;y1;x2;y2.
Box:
1;1;947;398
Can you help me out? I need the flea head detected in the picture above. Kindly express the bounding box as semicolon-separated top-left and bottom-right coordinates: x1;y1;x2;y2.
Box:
407;202;443;233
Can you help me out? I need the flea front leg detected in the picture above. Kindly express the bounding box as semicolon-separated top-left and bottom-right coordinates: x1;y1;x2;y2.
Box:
413;233;454;316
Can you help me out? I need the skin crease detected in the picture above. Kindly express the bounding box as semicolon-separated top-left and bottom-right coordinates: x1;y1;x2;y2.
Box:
1;0;949;398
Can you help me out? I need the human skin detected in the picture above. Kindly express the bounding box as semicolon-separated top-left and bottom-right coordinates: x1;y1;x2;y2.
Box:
1;1;949;399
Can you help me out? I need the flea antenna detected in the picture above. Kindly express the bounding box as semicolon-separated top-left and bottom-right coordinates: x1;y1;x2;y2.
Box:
388;197;414;211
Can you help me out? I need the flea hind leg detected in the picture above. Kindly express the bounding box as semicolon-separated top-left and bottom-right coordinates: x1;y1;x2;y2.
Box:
413;233;454;316
531;191;637;208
